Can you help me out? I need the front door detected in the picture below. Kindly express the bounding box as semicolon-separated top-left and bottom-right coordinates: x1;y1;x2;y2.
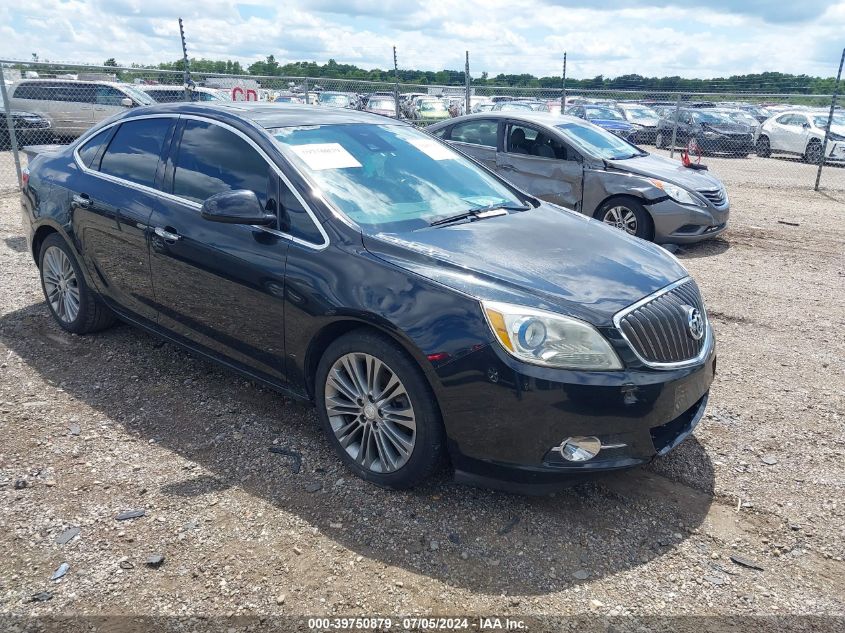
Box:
496;122;583;210
149;118;289;382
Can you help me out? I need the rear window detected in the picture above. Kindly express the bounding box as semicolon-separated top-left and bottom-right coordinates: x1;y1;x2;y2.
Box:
99;118;173;188
77;128;113;169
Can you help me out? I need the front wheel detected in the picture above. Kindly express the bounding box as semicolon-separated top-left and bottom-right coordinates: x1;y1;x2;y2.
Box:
756;135;771;157
38;233;115;334
655;131;666;149
315;330;446;489
595;198;653;241
804;139;823;164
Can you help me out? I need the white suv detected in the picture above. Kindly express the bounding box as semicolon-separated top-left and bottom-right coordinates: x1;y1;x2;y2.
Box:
756;110;845;164
8;79;155;138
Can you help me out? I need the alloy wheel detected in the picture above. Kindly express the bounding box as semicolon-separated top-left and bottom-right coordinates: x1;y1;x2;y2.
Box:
602;206;638;235
42;246;80;324
324;352;416;473
806;142;823;164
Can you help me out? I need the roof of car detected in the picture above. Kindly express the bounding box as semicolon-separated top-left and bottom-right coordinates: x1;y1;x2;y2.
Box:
428;111;583;128
119;102;402;128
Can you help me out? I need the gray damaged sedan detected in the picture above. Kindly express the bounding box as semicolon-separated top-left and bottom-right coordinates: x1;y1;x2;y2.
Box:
428;112;729;243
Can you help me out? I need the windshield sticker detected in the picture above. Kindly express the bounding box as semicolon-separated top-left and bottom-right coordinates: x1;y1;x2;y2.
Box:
290;143;362;170
408;138;455;161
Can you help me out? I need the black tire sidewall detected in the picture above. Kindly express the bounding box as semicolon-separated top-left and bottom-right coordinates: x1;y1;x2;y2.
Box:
38;234;93;334
806;140;822;164
315;330;445;489
757;136;770;156
596;197;653;241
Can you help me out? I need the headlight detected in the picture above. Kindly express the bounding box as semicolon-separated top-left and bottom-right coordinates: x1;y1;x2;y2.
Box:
829;132;845;141
649;179;705;207
702;130;721;138
482;301;623;370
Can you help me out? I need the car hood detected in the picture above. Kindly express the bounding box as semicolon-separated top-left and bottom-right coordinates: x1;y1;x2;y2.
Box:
591;119;633;130
702;122;750;134
605;152;724;191
361;205;687;326
631;118;659;127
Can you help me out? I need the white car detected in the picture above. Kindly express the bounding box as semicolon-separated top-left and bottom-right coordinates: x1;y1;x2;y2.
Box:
140;85;228;103
756;110;845;163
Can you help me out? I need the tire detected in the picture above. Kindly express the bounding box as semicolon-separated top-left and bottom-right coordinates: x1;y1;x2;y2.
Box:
756;135;771;158
594;197;653;241
315;329;446;489
38;233;116;334
655;131;666;149
804;139;823;165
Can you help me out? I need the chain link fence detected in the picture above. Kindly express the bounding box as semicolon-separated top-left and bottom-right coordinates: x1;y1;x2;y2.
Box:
2;59;844;195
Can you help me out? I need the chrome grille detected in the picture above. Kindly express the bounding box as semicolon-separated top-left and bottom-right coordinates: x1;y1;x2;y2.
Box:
697;187;726;206
615;279;707;366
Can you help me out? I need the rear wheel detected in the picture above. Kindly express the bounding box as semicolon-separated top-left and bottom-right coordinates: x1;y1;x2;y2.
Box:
655;131;666;149
38;233;115;334
315;330;446;489
804;139;823;164
756;135;771;157
595;197;653;241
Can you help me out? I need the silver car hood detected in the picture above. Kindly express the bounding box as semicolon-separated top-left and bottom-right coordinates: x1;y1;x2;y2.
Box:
605;153;724;191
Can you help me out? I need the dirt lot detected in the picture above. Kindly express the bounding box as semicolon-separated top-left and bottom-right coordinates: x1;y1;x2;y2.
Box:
0;154;844;631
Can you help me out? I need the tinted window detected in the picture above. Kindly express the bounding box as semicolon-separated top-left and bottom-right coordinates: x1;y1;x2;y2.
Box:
99;118;172;187
77;128;113;169
146;90;182;103
173;120;270;204
95;86;126;106
281;185;323;244
53;84;95;104
450;120;498;147
13;83;47;100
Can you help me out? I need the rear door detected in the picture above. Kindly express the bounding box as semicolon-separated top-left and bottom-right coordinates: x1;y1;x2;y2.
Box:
442;118;499;170
54;83;95;135
768;114;793;151
71;116;176;322
148;117;289;382
496;121;583;209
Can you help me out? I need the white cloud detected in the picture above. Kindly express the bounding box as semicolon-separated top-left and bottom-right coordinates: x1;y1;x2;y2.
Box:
1;0;843;79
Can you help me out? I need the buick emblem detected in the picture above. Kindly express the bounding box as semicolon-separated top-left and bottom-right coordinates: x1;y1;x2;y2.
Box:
684;306;705;341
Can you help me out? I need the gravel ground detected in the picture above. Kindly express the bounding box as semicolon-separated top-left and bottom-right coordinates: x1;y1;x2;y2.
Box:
0;156;844;631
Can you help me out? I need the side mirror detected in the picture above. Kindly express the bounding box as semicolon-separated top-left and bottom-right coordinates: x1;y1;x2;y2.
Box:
802;122;811;129
200;190;276;226
120;97;133;108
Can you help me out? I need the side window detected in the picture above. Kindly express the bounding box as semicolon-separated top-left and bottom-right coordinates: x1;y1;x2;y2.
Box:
795;115;809;127
776;114;792;125
280;184;323;244
450;120;498;148
172;120;271;205
77;128;113;169
429;126;448;138
99;118;173;188
12;83;39;99
95;86;126;106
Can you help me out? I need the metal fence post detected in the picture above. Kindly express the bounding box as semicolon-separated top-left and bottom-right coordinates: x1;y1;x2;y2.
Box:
465;51;471;115
560;52;567;114
304;77;310;105
669;92;683;159
393;46;400;119
178;18;193;101
0;66;22;189
815;47;845;191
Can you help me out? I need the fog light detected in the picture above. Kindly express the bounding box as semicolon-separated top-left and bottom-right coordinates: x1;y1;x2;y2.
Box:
555;436;602;462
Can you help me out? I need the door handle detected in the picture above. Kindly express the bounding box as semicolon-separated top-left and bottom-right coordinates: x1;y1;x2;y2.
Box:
499;164;516;171
154;227;181;242
72;194;92;208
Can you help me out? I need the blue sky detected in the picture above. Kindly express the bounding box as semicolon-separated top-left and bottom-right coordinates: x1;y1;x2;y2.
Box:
2;1;844;78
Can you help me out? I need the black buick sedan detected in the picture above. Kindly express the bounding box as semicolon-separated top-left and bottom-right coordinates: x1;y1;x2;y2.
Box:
21;103;715;492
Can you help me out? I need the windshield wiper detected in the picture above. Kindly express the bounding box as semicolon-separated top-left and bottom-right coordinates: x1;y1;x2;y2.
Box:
430;202;531;227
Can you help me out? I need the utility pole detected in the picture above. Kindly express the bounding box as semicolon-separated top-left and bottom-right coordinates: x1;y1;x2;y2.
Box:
393;46;400;119
179;18;193;101
560;52;567;114
815;47;845;191
465;51;471;115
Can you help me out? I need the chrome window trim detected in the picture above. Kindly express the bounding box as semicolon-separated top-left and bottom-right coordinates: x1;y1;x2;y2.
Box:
612;276;713;370
72;113;330;251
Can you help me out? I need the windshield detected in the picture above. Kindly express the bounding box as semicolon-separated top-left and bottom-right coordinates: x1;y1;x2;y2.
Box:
499;102;532;111
813;113;845;127
692;111;736;124
122;84;155;106
368;99;395;110
621;106;658;122
321;94;350;106
585;107;624;121
272;123;523;231
722;111;757;126
556;121;643;160
420;101;446;112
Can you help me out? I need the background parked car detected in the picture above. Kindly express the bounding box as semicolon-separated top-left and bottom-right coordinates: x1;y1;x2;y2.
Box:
756;110;845;164
317;91;357;109
567;104;638;140
655;108;754;156
364;96;398;117
491;100;549;112
429;112;729;244
413;98;449;122
0;91;52;149
9;79;155;138
616;103;660;143
140;85;228;103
